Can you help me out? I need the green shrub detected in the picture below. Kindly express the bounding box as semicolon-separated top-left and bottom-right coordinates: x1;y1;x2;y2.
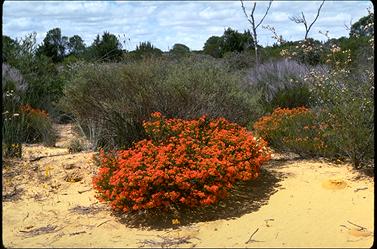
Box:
253;107;327;157
308;64;374;168
3;33;66;119
222;50;255;71
20;104;57;146
61;57;263;149
246;59;325;113
68;137;85;153
2;64;28;157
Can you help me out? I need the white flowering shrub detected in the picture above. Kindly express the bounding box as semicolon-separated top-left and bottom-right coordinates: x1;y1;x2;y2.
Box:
307;39;374;168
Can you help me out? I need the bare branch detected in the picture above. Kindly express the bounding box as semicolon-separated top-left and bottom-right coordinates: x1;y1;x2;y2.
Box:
318;30;330;40
301;12;307;24
262;25;286;44
251;2;257;16
255;0;273;29
306;0;325;37
290;0;325;39
240;0;254;27
289;15;304;24
344;18;353;31
240;0;273;66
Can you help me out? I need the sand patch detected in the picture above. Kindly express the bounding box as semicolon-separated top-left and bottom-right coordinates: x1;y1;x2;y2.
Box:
2;124;374;248
322;179;348;190
348;229;372;237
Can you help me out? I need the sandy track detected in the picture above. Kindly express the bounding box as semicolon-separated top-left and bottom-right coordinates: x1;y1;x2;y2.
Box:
2;124;374;248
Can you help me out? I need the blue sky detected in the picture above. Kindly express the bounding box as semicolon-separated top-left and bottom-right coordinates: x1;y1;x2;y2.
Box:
3;1;373;51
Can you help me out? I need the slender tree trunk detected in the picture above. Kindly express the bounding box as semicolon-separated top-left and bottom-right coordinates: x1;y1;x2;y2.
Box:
253;29;259;67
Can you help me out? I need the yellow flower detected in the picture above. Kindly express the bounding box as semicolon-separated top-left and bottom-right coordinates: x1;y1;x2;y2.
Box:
172;218;180;225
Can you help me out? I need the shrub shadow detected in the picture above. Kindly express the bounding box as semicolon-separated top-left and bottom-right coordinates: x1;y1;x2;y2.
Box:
112;165;288;230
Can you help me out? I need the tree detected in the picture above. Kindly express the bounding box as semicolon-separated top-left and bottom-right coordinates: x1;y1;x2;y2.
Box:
2;35;20;63
67;35;86;57
203;36;223;58
170;43;190;57
289;0;325;40
132;41;163;59
37;28;68;63
203;28;254;58
222;28;254;53
90;32;123;62
350;12;374;37
241;0;273;66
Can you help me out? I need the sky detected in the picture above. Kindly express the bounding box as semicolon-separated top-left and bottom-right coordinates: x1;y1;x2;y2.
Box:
3;0;373;52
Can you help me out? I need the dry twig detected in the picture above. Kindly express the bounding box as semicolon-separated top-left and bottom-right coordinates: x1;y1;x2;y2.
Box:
96;219;112;227
69;231;86;236
19;225;61;237
29;153;70;162
354;187;368;192
78;188;92;194
347;220;366;230
245;228;259;244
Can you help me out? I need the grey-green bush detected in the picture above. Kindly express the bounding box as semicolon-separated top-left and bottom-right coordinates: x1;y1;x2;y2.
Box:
60;57;263;149
246;59;327;113
309;63;374;168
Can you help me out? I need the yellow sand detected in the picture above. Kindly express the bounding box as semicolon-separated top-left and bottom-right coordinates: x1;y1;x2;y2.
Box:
2;124;374;248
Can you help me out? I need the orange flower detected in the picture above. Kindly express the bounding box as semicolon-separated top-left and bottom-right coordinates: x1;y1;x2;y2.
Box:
93;112;271;212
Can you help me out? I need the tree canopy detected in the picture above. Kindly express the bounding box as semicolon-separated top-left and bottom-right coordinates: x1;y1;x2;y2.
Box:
170;43;190;57
37;28;67;63
203;28;254;58
350;12;374;37
89;32;123;62
67;35;86;57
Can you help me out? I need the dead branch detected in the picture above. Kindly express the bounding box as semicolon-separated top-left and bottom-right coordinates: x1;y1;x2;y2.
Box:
245;228;259;243
240;0;273;65
344;18;353;32
347;220;366;230
78;188;92;194
354;187;368;192
96;219;112;227
139;235;193;248
290;0;325;40
23;212;29;222
69;231;86;236
340;224;350;230
19;225;61;237
29;153;70;162
262;25;285;44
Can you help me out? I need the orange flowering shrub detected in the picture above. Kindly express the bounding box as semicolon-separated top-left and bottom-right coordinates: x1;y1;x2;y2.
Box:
253;107;327;156
93;112;271;212
20;104;49;118
19;104;56;146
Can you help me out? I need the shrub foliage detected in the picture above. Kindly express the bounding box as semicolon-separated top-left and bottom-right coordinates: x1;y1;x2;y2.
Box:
61;58;262;150
253;107;327;157
93;113;271;212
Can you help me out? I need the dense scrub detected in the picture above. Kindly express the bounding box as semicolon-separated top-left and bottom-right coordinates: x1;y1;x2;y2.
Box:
93;113;271;212
253;107;327;157
245;59;326;113
61;57;263;150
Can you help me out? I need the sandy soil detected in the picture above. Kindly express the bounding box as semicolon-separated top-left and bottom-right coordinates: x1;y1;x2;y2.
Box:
2;124;374;248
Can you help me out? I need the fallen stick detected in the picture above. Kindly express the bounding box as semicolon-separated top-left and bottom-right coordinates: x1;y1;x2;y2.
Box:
354;187;368;192
29;153;70;162
245;228;259;244
96;219;111;227
340;224;350;230
69;231;86;236
78;189;92;194
347;220;366;230
23;212;29;222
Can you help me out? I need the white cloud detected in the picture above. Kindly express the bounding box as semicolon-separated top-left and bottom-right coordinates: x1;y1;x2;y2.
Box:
3;0;373;51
